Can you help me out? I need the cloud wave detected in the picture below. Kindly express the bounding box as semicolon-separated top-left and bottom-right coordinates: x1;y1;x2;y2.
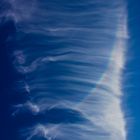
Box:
1;0;129;140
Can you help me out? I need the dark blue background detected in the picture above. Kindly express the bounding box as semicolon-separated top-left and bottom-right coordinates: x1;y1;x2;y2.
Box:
0;1;139;140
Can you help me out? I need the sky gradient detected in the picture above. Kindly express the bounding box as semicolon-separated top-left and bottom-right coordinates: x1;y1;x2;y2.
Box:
0;0;139;140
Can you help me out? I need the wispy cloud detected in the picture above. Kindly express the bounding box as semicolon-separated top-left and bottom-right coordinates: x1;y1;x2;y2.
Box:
9;0;128;140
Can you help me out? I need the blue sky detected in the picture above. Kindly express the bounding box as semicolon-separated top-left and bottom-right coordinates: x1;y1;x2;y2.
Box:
0;1;139;140
127;0;140;140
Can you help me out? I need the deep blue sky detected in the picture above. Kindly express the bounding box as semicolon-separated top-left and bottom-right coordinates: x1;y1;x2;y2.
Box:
127;0;140;140
0;1;139;140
